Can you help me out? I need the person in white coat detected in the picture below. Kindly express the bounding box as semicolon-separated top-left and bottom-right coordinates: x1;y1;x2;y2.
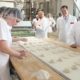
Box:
56;5;77;43
67;21;80;48
47;13;56;32
35;10;49;39
0;8;27;80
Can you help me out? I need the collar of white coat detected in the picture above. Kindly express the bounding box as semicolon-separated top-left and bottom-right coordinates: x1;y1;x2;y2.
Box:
62;14;73;19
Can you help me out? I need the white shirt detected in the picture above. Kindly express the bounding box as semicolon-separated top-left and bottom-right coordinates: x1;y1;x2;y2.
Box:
57;15;77;43
35;17;49;39
0;18;12;80
67;21;80;46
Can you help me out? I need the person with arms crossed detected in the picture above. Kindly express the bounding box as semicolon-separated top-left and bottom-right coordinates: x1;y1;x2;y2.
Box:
35;10;49;39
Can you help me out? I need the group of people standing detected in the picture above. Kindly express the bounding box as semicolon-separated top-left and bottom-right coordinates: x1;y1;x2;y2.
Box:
32;5;80;48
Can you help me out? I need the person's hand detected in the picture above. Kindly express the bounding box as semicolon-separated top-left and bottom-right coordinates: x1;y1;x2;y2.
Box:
13;50;29;59
70;44;77;48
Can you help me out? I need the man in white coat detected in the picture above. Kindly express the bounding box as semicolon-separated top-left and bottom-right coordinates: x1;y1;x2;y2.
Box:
35;10;49;39
57;5;77;43
67;21;80;48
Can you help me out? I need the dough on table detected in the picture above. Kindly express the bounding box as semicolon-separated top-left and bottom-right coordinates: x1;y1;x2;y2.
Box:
49;59;54;63
63;68;70;73
34;69;50;80
40;54;45;57
71;65;78;70
57;58;63;62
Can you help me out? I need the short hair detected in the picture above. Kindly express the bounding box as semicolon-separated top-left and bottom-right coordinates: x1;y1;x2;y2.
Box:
60;5;68;9
3;7;22;20
38;10;44;15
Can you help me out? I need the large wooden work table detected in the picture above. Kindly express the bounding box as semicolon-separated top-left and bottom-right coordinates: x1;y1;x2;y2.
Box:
11;54;65;80
11;37;80;80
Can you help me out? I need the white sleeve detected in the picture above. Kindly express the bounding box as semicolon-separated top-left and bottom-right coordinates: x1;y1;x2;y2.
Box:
67;26;75;45
0;20;8;41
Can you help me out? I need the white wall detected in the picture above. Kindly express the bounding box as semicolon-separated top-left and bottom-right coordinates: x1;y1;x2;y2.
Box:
0;2;14;7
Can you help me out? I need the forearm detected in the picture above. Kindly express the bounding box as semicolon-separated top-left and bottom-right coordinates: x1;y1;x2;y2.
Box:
0;40;19;57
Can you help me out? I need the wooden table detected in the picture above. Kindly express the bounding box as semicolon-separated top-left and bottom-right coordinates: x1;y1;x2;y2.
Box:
11;39;67;80
11;37;80;80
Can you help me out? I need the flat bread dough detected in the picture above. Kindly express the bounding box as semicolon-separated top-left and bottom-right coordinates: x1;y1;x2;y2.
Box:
35;69;50;80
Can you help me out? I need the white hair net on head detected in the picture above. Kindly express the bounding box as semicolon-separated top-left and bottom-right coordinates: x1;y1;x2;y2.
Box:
0;6;7;15
3;7;22;20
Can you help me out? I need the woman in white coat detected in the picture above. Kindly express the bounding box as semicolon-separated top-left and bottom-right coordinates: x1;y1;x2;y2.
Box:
0;8;27;80
57;5;77;43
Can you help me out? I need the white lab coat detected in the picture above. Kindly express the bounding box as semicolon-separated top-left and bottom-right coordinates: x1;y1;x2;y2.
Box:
35;17;49;39
57;15;77;43
67;21;80;46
